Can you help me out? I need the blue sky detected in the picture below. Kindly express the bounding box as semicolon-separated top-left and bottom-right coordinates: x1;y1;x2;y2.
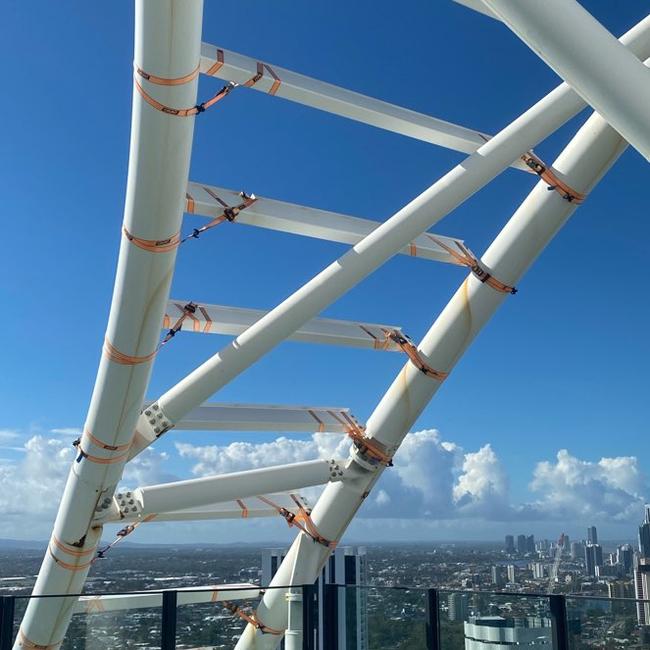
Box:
1;0;649;543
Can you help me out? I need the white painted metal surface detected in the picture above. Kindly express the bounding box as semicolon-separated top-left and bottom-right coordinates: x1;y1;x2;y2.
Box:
185;182;468;264
135;16;650;449
233;86;643;650
162;300;405;350
104;493;310;523
128;403;359;459
482;0;650;161
16;2;204;649
73;584;260;615
199;44;528;168
127;459;345;516
173;403;359;433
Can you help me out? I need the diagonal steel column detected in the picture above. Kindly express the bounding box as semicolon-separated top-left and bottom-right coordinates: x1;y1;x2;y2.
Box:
15;2;204;648
133;18;650;456
482;0;650;161
232;95;638;650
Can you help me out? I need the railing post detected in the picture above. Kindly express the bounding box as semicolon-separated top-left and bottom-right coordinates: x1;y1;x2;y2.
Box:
161;590;177;650
549;594;568;650
323;584;339;650
302;584;316;650
0;596;15;650
425;589;440;650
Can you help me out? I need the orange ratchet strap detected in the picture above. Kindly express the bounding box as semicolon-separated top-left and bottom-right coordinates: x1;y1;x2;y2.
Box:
134;51;281;117
181;190;257;242
103;338;157;366
345;421;394;468
95;517;155;561
17;630;60;650
123;227;180;253
84;430;132;453
222;602;283;635
161;302;198;345
48;543;94;572
257;495;336;549
73;436;129;466
521;152;586;204
134;76;236;117
428;237;517;295
382;329;450;382
134;64;200;86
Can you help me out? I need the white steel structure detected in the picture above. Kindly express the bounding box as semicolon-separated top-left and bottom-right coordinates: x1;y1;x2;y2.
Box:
15;1;650;648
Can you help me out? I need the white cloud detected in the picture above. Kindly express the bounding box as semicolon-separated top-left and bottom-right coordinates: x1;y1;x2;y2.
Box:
0;427;647;541
527;449;646;522
50;427;83;437
176;432;350;477
0;429;21;445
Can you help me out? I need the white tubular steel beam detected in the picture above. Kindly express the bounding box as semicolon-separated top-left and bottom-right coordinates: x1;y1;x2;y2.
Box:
129;402;358;459
186;182;468;265
134;19;650;457
105;493;310;524
16;3;204;649
482;0;650;161
199;44;528;169
234;96;638;650
126;459;344;516
73;584;260;615
163;300;405;350
174;403;359;433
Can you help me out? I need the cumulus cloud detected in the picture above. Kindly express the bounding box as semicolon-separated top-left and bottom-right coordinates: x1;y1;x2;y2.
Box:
526;449;646;522
1;426;647;539
174;432;649;526
0;433;177;538
175;429;513;521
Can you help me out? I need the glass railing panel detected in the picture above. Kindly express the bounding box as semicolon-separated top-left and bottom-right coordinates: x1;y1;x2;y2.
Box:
10;593;162;650
174;586;267;649
338;586;428;650
439;590;552;650
566;595;650;649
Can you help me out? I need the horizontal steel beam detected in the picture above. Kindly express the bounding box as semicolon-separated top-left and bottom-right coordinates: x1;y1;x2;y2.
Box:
173;402;360;434
73;584;260;615
108;492;310;524
163;300;404;351
185;182;467;265
198;43;529;170
126;459;345;516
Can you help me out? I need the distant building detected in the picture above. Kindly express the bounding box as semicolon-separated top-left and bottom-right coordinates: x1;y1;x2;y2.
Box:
504;535;515;554
516;535;527;555
570;541;583;561
526;535;536;555
464;617;552;649
532;562;545;580
491;566;504;588
636;505;650;627
587;526;598;545
506;564;516;584
449;592;470;622
617;544;634;575
585;544;603;577
634;558;650;625
639;505;650;557
262;546;368;650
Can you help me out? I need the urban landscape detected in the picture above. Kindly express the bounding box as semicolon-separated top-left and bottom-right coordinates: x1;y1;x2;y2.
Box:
2;503;650;648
